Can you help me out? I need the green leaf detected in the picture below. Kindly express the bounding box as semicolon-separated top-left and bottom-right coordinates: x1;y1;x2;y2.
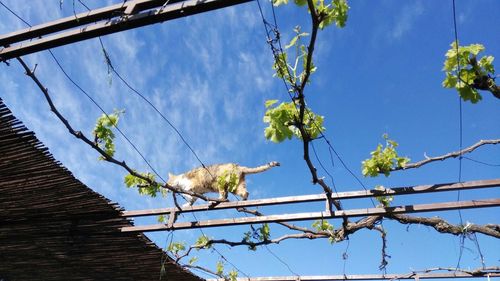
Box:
157;214;166;223
312;219;334;232
195;235;212;249
167;241;186;255
264;101;325;143
285;35;299;49
229;270;238;281
442;41;495;103
216;169;240;193
265;99;279;108
93;109;124;158
188;256;198;265
294;0;307;6
216;261;224;276
259;223;271;241
273;0;288;5
318;0;350;29
442;73;457;88
361;134;410;177
458;86;482;103
124;171;163;197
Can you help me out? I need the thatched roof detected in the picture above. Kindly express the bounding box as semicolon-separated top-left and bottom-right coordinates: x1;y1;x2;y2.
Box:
0;98;203;281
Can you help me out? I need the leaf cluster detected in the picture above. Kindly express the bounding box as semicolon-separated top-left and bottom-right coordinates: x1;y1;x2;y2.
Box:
194;235;213;250
443;41;496;103
124;171;164;197
315;0;349;29
242;224;271;250
361;134;409;177
93;109;123;159
374;185;394;207
263;100;325;143
167;241;186;256
273;26;316;86
216;169;240;193
273;0;349;30
312;220;336;243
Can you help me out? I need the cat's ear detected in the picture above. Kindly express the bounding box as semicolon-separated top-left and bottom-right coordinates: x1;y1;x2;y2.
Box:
168;172;175;179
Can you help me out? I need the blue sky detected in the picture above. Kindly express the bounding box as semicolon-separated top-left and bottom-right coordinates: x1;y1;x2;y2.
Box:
1;0;499;279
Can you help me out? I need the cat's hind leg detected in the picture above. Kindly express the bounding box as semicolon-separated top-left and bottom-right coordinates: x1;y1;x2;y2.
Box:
180;194;196;207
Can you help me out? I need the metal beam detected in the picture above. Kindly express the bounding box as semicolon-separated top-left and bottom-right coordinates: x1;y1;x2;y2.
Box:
120;198;500;233
206;272;500;280
121;178;500;217
0;0;169;46
0;0;251;60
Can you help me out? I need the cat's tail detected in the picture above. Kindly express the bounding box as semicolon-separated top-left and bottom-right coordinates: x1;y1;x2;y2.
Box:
240;161;280;174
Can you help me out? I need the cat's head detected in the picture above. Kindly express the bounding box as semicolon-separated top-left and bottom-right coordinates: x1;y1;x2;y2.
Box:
166;172;179;187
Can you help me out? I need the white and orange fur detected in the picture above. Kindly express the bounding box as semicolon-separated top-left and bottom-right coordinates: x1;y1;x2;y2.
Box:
167;161;280;206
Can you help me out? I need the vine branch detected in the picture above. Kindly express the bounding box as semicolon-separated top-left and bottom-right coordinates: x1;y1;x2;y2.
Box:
391;139;500;172
16;57;223;204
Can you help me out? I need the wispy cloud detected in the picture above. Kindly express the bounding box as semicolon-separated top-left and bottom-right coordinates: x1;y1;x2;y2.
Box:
390;1;424;40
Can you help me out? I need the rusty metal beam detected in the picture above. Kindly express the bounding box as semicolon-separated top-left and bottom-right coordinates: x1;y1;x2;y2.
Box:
0;0;251;60
121;178;500;217
120;198;500;233
207;271;500;280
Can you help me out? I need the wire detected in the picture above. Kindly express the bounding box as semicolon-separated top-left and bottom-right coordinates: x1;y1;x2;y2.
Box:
0;1;31;27
342;239;350;277
255;0;375;208
160;230;174;280
264;245;300;277
96;38;209;171
311;141;338;193
462;156;500;167
49;50;166;182
0;1;165;183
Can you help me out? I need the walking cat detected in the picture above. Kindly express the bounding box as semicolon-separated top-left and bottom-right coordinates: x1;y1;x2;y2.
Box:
167;161;280;206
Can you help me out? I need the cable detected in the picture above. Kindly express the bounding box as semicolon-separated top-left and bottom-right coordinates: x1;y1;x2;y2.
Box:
255;0;375;208
160;230;174;280
311;140;338;193
462;156;500;167
48;49;166;182
264;245;300;277
449;0;486;270
0;1;31;27
0;1;165;183
96;38;209;171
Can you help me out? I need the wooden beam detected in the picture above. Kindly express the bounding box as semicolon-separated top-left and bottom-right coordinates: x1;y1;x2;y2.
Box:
120;198;500;233
121;178;500;217
206;271;500;280
0;0;251;60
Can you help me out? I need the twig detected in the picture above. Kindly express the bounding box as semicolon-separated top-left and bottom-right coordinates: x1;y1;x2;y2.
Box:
395;266;500;279
390;139;500;172
373;225;389;271
175;211;499;254
388;213;500;238
16;57;223;204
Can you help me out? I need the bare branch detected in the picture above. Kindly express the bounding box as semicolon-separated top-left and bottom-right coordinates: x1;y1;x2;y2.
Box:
16;57;223;204
373;225;389;270
391;139;500;172
416;266;500;275
177;210;499;254
387;213;500;238
393;266;500;280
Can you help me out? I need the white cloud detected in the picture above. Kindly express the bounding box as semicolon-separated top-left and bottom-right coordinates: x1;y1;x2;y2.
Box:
390;1;424;40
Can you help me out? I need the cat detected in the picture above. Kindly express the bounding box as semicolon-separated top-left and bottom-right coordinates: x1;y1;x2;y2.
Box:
167;161;280;206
